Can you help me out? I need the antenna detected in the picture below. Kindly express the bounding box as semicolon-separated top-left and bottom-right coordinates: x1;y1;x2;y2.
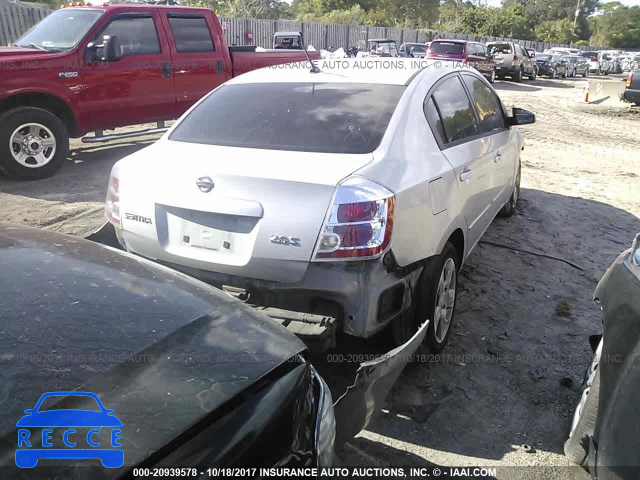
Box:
301;36;320;73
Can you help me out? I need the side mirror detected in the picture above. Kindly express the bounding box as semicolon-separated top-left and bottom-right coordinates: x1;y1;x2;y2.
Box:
102;35;122;62
86;35;122;63
508;107;536;126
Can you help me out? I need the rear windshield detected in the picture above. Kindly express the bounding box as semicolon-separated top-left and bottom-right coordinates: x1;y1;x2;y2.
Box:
489;44;512;54
169;83;406;154
582;52;598;59
429;42;464;55
536;54;552;60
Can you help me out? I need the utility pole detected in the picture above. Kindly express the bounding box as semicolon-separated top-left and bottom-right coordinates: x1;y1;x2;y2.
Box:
573;0;581;31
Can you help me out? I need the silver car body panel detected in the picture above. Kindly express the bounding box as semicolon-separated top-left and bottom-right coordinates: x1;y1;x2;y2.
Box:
110;59;523;338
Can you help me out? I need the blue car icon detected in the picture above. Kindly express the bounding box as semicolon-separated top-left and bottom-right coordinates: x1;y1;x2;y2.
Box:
15;391;124;468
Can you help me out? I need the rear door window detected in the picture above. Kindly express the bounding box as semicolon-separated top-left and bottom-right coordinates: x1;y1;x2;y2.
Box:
423;97;446;144
168;15;215;53
462;74;507;134
429;75;479;144
169;82;405;154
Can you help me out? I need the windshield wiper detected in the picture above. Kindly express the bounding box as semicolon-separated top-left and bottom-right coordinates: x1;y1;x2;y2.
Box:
15;43;48;51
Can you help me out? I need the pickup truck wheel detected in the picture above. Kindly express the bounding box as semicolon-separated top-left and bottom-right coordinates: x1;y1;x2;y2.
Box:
392;242;459;356
0;107;69;180
499;160;521;217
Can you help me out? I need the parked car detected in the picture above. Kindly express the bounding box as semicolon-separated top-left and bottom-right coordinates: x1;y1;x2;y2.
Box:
103;59;535;355
426;39;497;83
620;54;640;72
562;55;589;77
581;51;615;75
581;51;602;73
486;41;537;81
0;4;320;181
564;233;640;479
366;38;399;57
545;47;581;56
620;70;640;106
0;223;426;472
535;53;568;78
273;31;303;49
399;42;427;58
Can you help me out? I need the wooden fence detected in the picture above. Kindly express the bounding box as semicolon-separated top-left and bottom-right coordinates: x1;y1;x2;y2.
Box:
0;0;52;46
0;0;603;52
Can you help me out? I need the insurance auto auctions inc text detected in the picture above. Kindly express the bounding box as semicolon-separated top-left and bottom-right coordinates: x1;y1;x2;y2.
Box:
237;466;497;478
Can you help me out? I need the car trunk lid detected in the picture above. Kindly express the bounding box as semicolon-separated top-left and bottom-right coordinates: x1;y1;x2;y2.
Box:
119;141;373;283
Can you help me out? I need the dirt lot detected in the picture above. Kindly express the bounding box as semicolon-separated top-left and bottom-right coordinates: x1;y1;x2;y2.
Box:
1;74;639;478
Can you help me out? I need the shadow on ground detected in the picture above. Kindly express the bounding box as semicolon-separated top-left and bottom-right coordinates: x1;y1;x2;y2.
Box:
313;188;639;471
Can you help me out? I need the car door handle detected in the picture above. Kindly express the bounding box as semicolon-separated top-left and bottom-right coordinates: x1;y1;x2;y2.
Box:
494;152;502;163
161;62;172;78
459;167;472;182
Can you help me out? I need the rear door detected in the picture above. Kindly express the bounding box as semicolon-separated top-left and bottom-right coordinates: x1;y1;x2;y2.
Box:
424;74;494;249
160;11;230;117
461;72;516;208
80;10;176;130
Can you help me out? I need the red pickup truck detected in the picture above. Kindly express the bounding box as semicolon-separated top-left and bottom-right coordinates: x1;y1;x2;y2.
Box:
0;4;319;180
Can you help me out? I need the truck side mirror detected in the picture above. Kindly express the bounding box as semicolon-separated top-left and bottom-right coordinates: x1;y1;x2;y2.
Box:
101;35;122;62
86;35;122;64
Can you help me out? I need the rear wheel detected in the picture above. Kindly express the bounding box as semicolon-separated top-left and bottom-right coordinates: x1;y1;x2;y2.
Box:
392;242;459;357
499;160;521;217
527;66;537;80
550;68;557;79
513;66;523;82
0;107;69;180
488;68;496;84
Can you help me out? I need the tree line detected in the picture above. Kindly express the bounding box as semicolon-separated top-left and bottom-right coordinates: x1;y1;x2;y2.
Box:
37;0;640;48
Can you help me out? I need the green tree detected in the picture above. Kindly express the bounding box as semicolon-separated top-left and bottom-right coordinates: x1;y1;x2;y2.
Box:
590;5;640;48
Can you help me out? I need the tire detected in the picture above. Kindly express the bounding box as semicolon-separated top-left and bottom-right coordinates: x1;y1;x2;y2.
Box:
550;68;557;79
564;339;602;467
392;242;460;356
513;67;523;83
527;66;537;80
0;107;69;180
562;69;568;78
499;160;521;217
583;70;588;78
488;68;496;84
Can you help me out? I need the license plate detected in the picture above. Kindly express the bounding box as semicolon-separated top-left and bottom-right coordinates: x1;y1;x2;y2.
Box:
167;213;231;251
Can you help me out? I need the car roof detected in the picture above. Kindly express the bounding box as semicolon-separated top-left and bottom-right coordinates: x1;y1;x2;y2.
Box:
227;58;469;86
432;38;468;44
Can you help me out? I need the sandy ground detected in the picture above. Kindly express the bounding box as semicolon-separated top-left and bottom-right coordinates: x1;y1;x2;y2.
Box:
1;74;639;478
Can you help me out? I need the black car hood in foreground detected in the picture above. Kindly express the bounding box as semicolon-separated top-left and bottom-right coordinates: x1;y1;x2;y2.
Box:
0;225;306;471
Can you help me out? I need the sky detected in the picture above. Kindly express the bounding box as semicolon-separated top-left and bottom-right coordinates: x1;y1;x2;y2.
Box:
486;0;640;5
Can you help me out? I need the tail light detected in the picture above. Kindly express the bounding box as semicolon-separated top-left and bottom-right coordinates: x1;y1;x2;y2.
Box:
105;166;121;227
513;54;518;61
313;177;394;261
627;72;633;88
